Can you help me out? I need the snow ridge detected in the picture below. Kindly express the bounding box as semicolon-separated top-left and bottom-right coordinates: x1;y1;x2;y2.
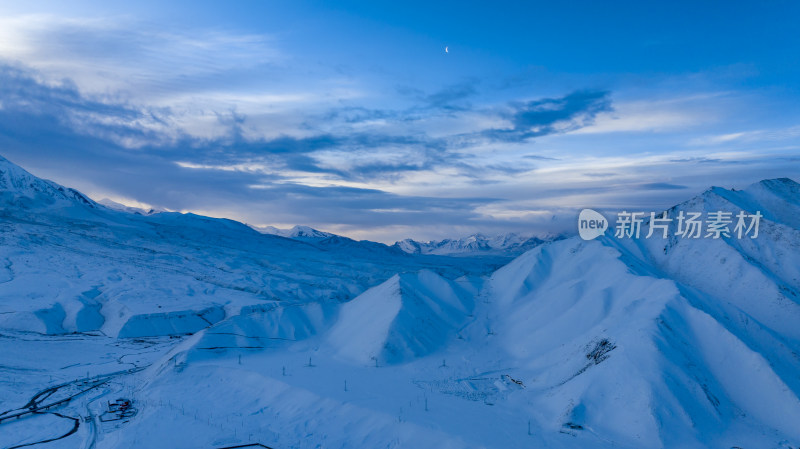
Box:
0;155;96;208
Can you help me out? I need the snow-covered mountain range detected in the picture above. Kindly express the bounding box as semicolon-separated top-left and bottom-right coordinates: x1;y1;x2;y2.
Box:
394;232;561;256
1;153;799;449
0;154;500;337
257;225;558;257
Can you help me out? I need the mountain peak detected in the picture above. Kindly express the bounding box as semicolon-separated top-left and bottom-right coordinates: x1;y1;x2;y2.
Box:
753;177;800;197
256;224;334;239
0;154;96;208
327;269;474;364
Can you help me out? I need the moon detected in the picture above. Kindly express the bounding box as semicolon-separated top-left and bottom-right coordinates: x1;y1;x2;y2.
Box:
445;46;448;53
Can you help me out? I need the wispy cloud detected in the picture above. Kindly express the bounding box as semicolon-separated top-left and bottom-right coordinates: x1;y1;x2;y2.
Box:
482;90;612;142
0;14;281;97
570;94;723;135
689;125;800;146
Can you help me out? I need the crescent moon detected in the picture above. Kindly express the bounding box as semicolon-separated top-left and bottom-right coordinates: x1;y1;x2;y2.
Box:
445;46;448;53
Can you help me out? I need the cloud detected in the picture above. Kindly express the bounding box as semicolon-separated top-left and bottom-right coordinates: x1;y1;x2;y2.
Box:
668;157;751;165
424;82;478;110
396;80;480;112
0;14;281;97
636;182;688;190
688;125;800;146
571;93;725;135
482;90;612;142
523;154;560;161
0;64;169;149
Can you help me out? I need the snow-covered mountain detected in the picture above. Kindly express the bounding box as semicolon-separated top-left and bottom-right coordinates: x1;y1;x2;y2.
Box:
1;153;799;449
97;198;164;215
257;224;335;240
327;270;475;365
394;232;561;256
0;154;96;208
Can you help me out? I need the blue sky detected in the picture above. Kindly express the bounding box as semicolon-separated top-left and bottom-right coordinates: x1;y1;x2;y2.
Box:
0;1;798;241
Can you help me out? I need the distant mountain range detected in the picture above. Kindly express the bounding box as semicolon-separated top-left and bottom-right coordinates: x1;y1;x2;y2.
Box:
258;225;561;256
393;232;563;256
257;225;335;240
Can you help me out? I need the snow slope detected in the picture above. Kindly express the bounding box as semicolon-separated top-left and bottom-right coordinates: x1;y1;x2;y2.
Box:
482;237;800;448
327;270;474;365
0;154;97;209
